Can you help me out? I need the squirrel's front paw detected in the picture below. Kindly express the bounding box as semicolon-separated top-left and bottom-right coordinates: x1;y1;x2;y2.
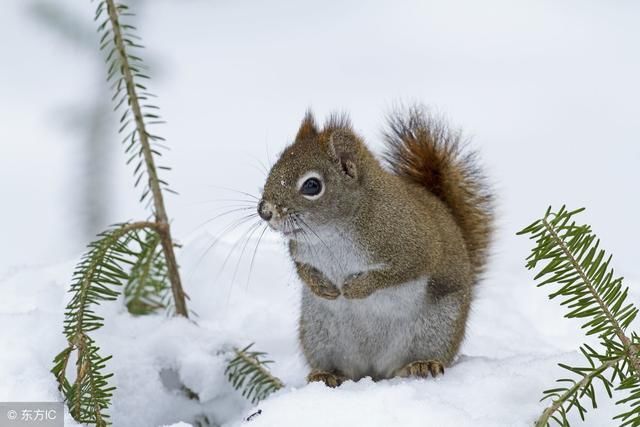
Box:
308;281;340;300
342;273;375;299
297;263;340;300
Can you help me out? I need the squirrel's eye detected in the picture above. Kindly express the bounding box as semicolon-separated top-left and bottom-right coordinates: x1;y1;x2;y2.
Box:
297;171;325;200
300;177;323;197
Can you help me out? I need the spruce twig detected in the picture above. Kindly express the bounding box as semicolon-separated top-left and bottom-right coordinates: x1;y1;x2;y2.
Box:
538;212;640;373
103;0;188;317
519;206;640;426
52;221;157;424
226;344;284;403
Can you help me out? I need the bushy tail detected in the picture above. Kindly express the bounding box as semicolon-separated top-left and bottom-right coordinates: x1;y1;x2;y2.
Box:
382;105;494;279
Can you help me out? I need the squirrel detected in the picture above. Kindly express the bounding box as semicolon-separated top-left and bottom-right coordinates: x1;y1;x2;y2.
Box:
257;105;493;387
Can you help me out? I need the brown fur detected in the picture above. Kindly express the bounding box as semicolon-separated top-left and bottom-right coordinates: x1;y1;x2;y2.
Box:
382;105;494;280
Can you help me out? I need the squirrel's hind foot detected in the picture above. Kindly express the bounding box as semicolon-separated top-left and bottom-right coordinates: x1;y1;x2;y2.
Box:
395;360;445;378
307;370;346;387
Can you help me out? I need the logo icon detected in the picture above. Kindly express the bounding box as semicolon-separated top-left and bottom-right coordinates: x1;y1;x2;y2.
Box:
6;409;17;420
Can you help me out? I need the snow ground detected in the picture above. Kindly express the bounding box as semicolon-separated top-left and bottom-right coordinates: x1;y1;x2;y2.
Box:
1;230;638;426
2;0;640;425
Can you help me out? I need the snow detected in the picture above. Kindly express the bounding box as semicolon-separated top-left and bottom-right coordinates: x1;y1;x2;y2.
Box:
2;232;638;426
2;0;640;426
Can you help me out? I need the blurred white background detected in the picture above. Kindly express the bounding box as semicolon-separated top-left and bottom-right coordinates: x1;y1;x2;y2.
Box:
1;0;639;280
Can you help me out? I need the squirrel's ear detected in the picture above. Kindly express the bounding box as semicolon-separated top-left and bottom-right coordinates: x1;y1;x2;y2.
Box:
295;111;318;141
328;131;358;179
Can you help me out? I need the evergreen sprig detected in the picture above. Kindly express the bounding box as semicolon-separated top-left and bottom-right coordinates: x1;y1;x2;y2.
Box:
518;206;640;426
95;0;171;203
52;222;156;425
124;228;169;315
226;344;284;403
96;0;188;317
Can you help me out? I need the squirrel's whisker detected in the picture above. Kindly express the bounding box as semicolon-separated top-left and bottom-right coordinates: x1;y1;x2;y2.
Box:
293;217;337;277
243;152;270;177
293;221;320;267
265;140;274;170
229;220;264;290
186;207;256;237
185;198;258;207
219;220;263;311
216;220;262;283
248;162;268;178
220;219;262;311
184;213;259;283
207;185;259;200
296;215;346;273
245;223;269;290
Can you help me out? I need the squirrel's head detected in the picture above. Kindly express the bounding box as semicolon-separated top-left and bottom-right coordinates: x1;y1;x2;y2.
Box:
258;111;374;239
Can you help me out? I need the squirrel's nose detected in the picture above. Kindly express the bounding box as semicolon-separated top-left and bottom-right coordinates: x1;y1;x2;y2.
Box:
257;200;273;221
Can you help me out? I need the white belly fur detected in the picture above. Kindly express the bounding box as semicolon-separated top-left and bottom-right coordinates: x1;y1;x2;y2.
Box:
294;229;429;379
311;277;428;378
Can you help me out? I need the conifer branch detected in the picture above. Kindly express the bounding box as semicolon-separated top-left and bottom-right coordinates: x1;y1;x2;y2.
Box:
539;213;640;373
519;206;640;426
100;0;188;317
226;344;284;403
68;221;156;333
52;221;157;424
